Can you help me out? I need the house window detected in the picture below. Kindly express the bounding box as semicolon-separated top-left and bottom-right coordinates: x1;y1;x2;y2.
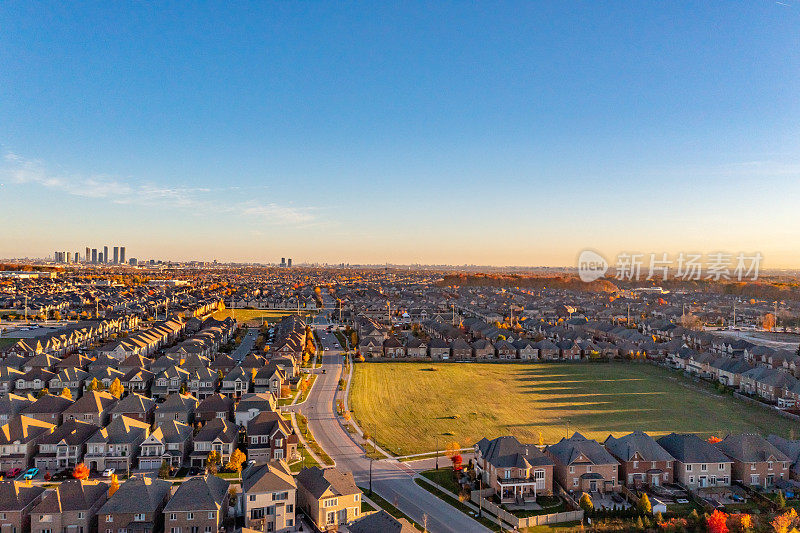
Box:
250;508;264;520
586;466;592;473
106;516;114;523
134;514;145;522
323;498;339;507
249;495;256;502
170;513;177;521
572;478;579;487
187;512;193;520
208;511;215;519
689;476;694;484
700;464;707;471
751;463;756;470
686;464;692;472
719;464;726;470
569;466;575;473
250;437;258;445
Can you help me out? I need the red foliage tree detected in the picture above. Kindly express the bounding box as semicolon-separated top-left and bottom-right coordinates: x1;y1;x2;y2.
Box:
451;454;463;472
707;510;729;533
72;462;90;480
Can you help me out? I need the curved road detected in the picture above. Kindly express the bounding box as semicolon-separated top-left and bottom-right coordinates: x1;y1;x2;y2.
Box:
299;329;491;533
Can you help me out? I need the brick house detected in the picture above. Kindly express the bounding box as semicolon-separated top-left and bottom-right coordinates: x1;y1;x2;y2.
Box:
546;433;620;493
163;475;230;533
604;431;675;487
97;475;171;533
247;411;299;465
656;433;732;489
34;419;100;471
715;433;790;488
474;436;555;503
30;480;108;533
0;415;56;471
0;480;45;533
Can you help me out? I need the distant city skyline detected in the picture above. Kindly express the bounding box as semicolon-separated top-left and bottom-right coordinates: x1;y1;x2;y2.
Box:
1;3;798;267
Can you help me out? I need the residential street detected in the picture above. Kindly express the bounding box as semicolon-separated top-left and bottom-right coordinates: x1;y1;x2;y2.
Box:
233;327;258;361
298;330;491;533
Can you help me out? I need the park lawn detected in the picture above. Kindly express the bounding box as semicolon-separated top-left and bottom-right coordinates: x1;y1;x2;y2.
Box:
210;308;316;325
349;362;797;455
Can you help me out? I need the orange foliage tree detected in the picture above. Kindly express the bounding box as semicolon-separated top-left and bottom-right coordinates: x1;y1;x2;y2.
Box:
72;462;90;480
771;509;798;533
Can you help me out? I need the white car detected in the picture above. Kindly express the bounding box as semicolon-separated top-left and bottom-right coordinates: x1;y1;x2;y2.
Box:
102;468;115;478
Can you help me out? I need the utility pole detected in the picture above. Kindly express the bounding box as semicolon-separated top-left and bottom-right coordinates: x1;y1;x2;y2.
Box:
627;303;631;325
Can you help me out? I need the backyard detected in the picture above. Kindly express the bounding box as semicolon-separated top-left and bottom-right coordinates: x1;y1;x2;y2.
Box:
349;361;797;455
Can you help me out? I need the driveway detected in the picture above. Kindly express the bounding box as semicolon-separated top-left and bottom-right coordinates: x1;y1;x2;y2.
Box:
299;348;491;533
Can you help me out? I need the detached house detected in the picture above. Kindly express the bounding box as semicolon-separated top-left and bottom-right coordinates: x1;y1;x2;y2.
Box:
190;418;238;467
97;475;172;533
604;431;675;487
138;420;193;470
0;415;56;471
235;393;277;427
474;436;555;504
0;480;46;533
247;411;298;464
296;466;362;531
62;390;118;426
34;419;100;471
242;461;297;532
84;415;151;473
656;433;732;489
30;479;108;533
546;433;620;493
154;392;198;425
163;475;230;533
715;433;790;488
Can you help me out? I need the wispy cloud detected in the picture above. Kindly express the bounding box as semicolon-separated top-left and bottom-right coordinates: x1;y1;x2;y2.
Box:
1;151;319;225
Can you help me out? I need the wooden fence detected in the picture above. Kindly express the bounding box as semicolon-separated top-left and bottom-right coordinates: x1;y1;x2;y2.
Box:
470;492;584;529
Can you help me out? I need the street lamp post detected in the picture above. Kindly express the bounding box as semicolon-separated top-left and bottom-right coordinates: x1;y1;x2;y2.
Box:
435;435;439;470
369;457;374;496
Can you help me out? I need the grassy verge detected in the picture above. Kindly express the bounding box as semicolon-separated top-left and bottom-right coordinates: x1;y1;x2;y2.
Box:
296;413;335;466
357;486;424;531
413;477;498;530
420;467;462;495
290;444;321;473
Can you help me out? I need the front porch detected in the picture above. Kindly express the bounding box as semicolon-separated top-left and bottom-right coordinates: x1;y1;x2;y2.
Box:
498;479;542;505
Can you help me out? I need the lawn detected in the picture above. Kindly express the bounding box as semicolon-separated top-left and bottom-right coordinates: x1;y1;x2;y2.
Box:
349;362;797;455
210;308;316;325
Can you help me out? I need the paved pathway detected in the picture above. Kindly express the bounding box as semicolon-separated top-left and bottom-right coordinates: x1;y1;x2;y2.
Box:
297;337;492;533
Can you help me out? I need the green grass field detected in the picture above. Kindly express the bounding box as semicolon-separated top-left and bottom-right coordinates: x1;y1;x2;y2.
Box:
210;308;317;325
350;362;797;455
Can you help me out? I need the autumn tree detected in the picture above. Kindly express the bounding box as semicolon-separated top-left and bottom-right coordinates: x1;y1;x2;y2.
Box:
280;384;291;398
87;378;99;392
179;382;188;395
108;474;120;497
37;388;49;398
207;451;221;474
225;448;247;473
771;509;798;533
776;490;787;510
707;510;730;533
763;313;777;331
60;387;72;400
638;492;652;514
708;436;722;444
72;462;90;480
108;378;124;399
579;493;593;512
734;514;752;533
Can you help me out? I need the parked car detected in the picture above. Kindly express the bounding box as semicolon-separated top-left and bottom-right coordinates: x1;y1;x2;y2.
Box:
6;467;21;478
51;469;72;481
23;468;39;480
102;468;115;478
188;466;203;476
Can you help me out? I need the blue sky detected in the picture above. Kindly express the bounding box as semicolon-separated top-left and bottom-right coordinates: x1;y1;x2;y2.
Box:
1;2;799;266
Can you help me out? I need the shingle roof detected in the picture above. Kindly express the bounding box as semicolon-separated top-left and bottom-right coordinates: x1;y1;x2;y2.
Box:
296;466;360;499
349;510;417;533
604;431;675;462
98;475;171;514
715;433;790;463
546;433;618;466
476;435;554;469
656;433;732;464
164;475;229;512
242;460;296;493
